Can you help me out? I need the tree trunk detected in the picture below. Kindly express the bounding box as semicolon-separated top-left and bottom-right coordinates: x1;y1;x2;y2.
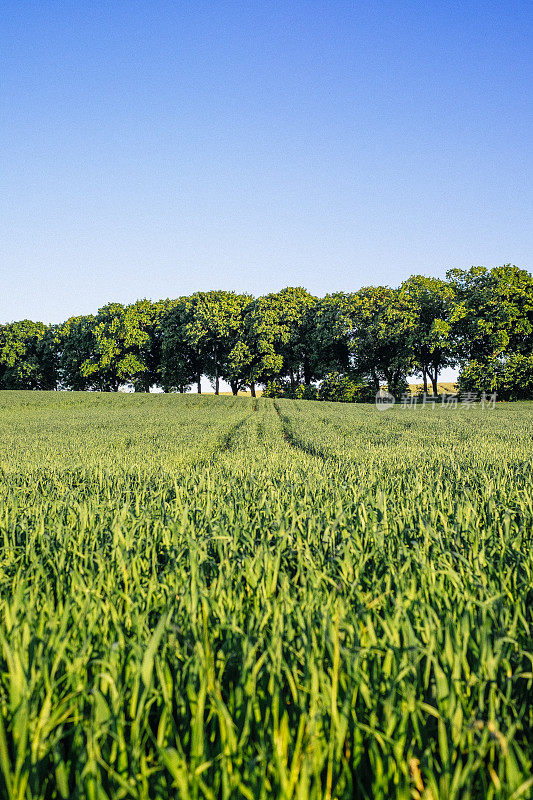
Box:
215;374;219;395
304;357;311;385
289;370;295;390
388;370;401;398
431;365;439;397
422;367;428;394
197;373;202;394
250;382;256;398
230;381;238;396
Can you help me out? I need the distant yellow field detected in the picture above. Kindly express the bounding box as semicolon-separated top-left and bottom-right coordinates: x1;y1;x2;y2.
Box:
213;384;458;398
408;381;458;394
217;390;264;396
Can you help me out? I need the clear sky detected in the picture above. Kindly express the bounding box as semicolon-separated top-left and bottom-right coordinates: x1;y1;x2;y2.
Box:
1;0;531;325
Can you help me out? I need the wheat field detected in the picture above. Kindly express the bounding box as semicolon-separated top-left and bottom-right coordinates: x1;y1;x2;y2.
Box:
0;391;531;800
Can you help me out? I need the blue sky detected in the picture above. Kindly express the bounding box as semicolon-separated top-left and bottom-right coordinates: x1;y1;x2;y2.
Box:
1;0;531;325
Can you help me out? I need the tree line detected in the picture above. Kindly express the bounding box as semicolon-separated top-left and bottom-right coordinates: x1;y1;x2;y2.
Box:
1;265;532;400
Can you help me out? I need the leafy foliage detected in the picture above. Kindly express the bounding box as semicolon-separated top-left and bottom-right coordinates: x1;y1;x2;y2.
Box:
1;265;532;398
159;298;204;392
448;265;533;361
182;291;253;394
400;275;457;394
0;320;58;389
241;287;317;387
459;353;533;400
317;371;373;402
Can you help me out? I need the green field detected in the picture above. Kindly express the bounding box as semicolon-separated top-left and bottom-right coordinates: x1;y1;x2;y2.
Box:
0;392;532;800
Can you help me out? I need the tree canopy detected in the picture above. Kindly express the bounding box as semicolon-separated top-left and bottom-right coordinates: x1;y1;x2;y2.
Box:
1;265;531;399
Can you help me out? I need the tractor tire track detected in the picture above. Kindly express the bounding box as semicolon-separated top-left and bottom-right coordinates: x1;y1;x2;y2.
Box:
272;400;330;461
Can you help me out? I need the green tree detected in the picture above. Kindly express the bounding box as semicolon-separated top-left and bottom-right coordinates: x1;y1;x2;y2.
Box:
458;353;533;400
241;287;316;393
159;299;204;393
78;304;132;391
79;300;171;391
128;298;177;392
399;275;457;394
306;293;355;379
0;320;58;389
183;291;253;395
276;288;317;387
56;315;98;390
348;286;417;397
448;265;533;361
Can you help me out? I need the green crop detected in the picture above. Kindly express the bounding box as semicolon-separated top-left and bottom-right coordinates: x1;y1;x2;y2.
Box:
0;391;531;800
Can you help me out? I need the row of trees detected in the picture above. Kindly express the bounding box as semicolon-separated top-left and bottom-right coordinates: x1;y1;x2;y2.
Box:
1;265;532;398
